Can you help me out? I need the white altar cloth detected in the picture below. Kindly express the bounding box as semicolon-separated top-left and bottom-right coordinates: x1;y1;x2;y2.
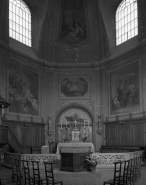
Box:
56;142;94;154
41;145;49;154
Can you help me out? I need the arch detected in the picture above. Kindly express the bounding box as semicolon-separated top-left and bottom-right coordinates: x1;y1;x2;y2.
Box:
55;102;95;125
55;102;95;142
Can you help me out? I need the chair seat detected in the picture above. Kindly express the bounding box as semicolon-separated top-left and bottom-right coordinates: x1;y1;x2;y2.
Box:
48;180;63;184
104;179;113;184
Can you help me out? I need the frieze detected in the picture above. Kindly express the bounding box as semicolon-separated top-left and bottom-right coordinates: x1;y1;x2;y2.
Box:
57;51;91;62
57;100;93;112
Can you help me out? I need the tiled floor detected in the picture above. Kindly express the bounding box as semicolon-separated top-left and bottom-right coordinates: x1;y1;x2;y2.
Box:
1;166;146;185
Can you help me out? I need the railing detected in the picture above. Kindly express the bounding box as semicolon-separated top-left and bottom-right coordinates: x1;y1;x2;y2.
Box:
3;152;60;169
0;125;23;154
3;150;144;170
92;150;144;168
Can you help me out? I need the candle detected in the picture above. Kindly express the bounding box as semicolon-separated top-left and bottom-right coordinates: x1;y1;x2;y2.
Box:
61;121;62;129
66;121;68;128
75;120;77;129
84;119;85;128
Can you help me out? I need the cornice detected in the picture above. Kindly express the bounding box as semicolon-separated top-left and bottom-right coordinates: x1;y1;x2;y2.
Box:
0;38;146;70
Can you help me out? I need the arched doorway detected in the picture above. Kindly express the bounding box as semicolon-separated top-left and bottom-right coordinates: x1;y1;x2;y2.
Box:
56;106;93;143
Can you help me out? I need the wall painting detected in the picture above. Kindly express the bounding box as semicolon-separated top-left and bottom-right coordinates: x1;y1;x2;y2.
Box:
59;76;90;99
60;0;88;46
9;63;39;116
110;61;141;115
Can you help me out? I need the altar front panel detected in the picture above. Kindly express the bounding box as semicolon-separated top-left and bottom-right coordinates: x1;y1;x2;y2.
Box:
60;152;90;172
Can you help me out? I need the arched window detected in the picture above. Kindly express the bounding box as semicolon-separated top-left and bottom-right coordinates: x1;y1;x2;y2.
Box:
116;0;138;46
9;0;31;47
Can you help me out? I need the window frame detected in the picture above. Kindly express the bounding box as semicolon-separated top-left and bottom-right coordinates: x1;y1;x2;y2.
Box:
115;0;138;46
9;0;32;47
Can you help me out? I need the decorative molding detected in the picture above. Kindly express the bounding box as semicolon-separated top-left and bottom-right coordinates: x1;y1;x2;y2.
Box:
57;51;91;62
57;100;94;112
46;106;55;117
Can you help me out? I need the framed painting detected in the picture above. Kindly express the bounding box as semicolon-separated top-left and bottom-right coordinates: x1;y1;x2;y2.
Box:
59;0;89;47
8;63;39;116
58;75;90;99
109;61;141;115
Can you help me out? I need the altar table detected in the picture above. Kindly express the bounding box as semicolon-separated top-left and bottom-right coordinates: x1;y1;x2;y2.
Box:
57;142;94;172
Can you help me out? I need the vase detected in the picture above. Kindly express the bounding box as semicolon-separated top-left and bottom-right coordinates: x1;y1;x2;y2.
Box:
91;165;97;172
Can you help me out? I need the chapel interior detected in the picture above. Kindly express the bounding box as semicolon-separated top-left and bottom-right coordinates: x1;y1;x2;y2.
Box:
0;0;146;178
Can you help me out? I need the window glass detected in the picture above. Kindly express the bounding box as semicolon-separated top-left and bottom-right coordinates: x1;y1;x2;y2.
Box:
116;0;138;46
9;0;31;47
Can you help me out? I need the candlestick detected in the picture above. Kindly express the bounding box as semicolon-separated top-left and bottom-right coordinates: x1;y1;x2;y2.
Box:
88;121;89;129
66;120;68;128
84;119;85;128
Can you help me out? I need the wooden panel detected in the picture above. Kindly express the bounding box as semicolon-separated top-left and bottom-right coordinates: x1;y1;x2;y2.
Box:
21;127;32;147
118;125;130;146
105;118;146;147
32;127;42;147
105;124;117;146
132;123;145;146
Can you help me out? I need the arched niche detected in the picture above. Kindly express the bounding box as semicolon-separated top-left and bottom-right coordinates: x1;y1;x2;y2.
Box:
55;103;94;143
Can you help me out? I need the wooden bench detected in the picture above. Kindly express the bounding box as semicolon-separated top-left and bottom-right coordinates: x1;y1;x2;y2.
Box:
100;146;141;153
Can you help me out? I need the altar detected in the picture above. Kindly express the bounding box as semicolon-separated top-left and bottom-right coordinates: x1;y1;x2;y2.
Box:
57;109;94;171
57;142;94;172
57;142;94;154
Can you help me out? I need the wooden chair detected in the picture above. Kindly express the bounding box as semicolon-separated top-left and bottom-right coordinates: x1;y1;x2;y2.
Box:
13;158;23;185
122;160;131;185
31;161;45;185
0;162;2;185
44;162;63;185
12;159;17;182
21;160;33;185
103;161;123;185
130;157;142;183
126;158;137;185
135;156;142;182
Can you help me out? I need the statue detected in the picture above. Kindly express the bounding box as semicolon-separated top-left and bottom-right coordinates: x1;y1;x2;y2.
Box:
47;116;52;131
47;116;53;137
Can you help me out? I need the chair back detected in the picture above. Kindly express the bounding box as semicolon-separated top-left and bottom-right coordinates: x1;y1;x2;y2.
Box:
122;159;131;184
44;162;55;185
133;156;142;182
22;160;32;184
113;161;123;184
31;161;41;185
127;158;137;184
14;158;22;184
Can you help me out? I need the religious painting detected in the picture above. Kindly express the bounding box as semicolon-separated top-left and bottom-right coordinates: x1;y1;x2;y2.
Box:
60;0;88;46
59;76;90;99
110;61;141;115
9;63;39;116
